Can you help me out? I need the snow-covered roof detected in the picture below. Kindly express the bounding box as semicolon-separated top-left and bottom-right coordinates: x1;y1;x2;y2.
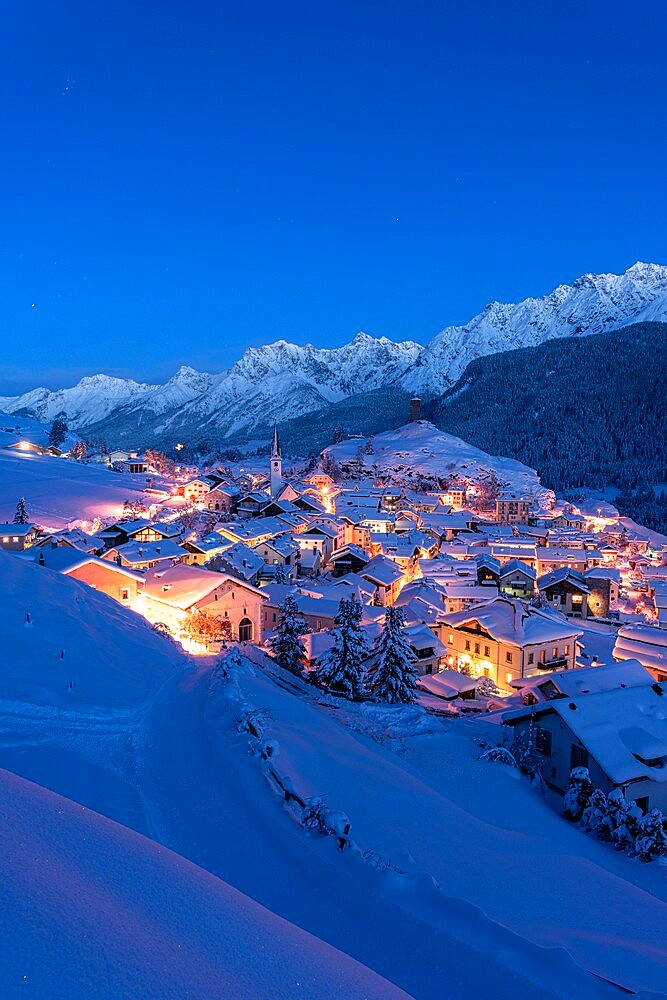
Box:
0;523;36;536
22;546;144;582
499;558;536;580
515;681;667;786
417;670;477;699
360;554;405;587
106;539;185;565
142;563;265;609
537;568;590;593
613;624;667;672
441;597;583;646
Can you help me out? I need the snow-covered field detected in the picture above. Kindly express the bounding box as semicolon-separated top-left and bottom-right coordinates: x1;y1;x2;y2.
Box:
0;447;157;529
1;558;665;998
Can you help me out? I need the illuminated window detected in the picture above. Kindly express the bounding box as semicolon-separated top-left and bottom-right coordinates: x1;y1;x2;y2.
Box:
564;644;570;655
448;633;453;644
552;647;558;658
506;673;512;684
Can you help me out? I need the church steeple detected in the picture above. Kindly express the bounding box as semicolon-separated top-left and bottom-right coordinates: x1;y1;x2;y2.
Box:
270;421;282;497
271;421;281;459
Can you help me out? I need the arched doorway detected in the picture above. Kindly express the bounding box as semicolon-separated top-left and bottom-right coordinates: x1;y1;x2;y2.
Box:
238;617;253;642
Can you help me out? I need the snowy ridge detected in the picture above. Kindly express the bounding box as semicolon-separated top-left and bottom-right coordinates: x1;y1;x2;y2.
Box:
327;420;555;508
1;262;666;445
407;261;667;394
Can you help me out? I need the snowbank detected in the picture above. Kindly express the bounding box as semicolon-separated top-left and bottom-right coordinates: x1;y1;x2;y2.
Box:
0;767;406;1000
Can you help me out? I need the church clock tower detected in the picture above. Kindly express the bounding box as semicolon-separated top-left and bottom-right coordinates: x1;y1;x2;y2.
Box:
270;421;282;497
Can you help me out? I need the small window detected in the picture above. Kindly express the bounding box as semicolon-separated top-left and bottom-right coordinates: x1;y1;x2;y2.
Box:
474;643;480;655
564;644;570;655
570;744;588;769
448;633;454;644
465;640;470;651
552;647;558;658
506;651;513;664
484;645;490;657
535;727;552;757
528;652;534;665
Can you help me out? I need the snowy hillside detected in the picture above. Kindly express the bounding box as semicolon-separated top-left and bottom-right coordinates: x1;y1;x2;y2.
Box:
0;552;186;710
1;262;665;447
0;768;405;1000
327;420;554;507
0;446;156;529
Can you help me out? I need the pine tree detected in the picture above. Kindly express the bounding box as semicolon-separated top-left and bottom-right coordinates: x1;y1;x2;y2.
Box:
315;597;370;700
563;766;593;822
48;412;68;448
274;563;289;584
634;809;667;862
364;438;374;455
367;606;418;704
13;497;29;524
268;595;308;675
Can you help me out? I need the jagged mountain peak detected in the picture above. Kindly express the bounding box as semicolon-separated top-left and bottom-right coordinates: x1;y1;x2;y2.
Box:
2;262;665;448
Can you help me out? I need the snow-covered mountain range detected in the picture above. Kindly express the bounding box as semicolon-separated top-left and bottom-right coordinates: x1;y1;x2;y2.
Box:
2;262;666;448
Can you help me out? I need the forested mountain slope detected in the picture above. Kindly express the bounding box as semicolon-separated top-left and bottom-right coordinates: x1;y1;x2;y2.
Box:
424;322;666;493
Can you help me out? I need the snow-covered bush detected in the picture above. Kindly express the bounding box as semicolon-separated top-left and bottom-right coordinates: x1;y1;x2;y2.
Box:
563;767;593;823
301;797;351;848
580;788;608;834
479;746;517;767
476;675;500;698
635;809;667;862
608;792;642;852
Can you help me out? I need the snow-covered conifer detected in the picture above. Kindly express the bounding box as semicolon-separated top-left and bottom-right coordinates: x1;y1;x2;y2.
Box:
315;597;369;700
13;497;29;524
580;788;608;833
274;563;289;585
367;606;418;704
635;809;667;862
48;412;68;448
268;595;308;675
610;795;642;852
563;766;593;822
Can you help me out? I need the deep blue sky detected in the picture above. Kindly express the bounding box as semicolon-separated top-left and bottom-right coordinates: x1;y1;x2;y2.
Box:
1;1;665;392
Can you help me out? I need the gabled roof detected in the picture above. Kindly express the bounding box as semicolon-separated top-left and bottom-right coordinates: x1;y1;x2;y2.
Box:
360;554;404;587
499;558;536;580
537;567;590;592
23;546;143;582
142;563;265;609
0;523;36;536
441;597;583;646
506;670;667;786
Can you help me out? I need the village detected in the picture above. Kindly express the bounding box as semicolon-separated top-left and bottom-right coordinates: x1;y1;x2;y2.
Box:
2;400;667;837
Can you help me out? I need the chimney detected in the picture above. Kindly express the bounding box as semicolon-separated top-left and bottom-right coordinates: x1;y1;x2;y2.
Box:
409;398;421;422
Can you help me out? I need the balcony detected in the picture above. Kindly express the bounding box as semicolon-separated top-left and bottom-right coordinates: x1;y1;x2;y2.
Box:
537;656;569;671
